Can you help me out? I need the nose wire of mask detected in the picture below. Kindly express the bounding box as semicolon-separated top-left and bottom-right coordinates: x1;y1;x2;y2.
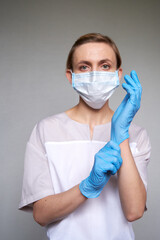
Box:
71;71;120;109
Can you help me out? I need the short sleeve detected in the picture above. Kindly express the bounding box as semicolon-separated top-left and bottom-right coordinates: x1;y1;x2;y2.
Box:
131;128;151;191
19;123;55;212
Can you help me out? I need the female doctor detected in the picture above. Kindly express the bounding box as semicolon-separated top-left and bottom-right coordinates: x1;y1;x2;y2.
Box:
19;33;151;240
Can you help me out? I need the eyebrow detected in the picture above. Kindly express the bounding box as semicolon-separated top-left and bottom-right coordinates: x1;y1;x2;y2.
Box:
76;60;92;66
99;58;113;64
76;58;113;66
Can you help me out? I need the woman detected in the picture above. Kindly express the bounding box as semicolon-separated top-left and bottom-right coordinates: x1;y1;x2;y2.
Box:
19;33;151;240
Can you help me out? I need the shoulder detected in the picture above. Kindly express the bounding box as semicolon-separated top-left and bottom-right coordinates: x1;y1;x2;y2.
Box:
36;112;66;132
29;112;67;144
129;123;146;138
129;122;147;140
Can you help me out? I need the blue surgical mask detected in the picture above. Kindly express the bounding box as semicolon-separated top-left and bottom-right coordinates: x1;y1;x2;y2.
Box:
71;70;119;109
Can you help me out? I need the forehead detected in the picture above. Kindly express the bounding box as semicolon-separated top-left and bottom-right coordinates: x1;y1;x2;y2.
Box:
73;42;116;64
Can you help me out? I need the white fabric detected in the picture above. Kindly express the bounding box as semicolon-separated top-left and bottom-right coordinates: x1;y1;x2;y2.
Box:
19;112;151;240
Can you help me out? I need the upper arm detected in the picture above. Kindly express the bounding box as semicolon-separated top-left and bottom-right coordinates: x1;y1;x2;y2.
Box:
132;128;151;191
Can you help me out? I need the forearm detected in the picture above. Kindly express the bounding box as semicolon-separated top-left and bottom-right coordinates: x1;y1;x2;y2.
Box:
33;184;87;226
118;139;146;222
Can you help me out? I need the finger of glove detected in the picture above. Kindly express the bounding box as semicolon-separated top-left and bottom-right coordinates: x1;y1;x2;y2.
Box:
117;155;123;167
98;150;121;165
98;147;122;168
112;93;129;121
124;74;138;89
131;73;142;95
122;82;135;96
95;152;121;173
123;82;142;107
130;70;141;87
107;152;123;168
107;140;121;153
101;142;121;156
109;156;121;170
106;163;118;175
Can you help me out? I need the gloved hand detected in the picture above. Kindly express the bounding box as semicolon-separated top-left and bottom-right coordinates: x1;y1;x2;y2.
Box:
79;140;122;198
111;70;142;145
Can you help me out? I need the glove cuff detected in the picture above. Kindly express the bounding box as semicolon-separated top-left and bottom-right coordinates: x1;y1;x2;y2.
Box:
111;129;130;145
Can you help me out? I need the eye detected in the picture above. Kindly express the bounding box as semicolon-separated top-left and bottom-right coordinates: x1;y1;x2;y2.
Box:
80;65;89;71
102;64;110;70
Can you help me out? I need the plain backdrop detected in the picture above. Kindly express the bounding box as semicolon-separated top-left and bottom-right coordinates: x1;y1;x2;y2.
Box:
1;0;160;239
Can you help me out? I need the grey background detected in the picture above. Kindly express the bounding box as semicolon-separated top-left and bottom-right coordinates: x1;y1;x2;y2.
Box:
1;0;160;239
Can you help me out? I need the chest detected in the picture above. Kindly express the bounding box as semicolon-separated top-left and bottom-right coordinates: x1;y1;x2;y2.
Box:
45;141;107;193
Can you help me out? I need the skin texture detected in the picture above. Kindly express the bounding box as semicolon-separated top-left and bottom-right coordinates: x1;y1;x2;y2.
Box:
33;42;146;226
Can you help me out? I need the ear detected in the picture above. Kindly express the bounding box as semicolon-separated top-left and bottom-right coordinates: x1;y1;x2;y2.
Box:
66;69;72;84
118;68;123;82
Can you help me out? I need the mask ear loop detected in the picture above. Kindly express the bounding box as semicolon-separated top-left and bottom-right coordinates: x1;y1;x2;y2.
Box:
70;69;75;88
115;70;120;86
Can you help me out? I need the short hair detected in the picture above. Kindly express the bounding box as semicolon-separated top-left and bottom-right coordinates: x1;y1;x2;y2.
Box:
66;33;122;70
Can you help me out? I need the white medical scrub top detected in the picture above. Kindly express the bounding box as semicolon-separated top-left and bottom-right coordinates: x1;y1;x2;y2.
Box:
19;112;151;240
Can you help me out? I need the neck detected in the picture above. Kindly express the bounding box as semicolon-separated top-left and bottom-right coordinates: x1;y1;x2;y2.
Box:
65;98;114;128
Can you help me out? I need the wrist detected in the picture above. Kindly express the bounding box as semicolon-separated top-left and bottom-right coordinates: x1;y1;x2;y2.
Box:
111;128;129;145
119;138;130;153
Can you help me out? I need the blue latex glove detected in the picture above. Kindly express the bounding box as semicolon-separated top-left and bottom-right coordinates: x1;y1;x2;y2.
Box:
111;70;142;145
79;141;122;198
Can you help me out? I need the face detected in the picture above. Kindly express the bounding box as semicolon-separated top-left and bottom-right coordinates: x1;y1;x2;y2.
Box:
66;42;122;82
